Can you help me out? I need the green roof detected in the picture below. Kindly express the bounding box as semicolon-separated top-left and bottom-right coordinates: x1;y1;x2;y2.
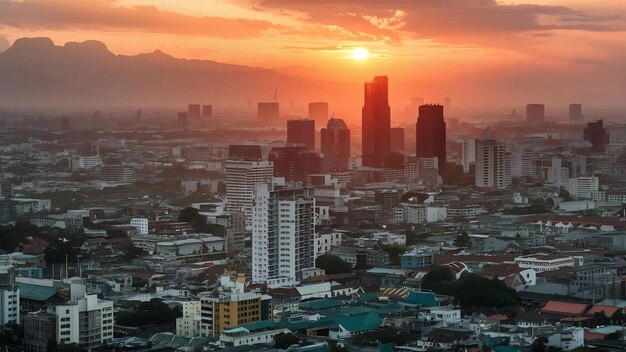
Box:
329;312;383;332
404;291;438;307
17;283;58;301
300;299;345;310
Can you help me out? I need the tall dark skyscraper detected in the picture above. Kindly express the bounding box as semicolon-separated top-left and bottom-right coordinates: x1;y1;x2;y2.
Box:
526;104;545;123
416;104;446;179
390;127;405;153
321;118;350;171
569;103;583;124
584;119;609;153
188;104;201;119
308;102;329;124
287;119;315;151
362;76;391;168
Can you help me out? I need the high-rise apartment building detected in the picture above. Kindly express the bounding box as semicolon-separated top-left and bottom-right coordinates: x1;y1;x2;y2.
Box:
0;269;19;326
362;76;391;168
416;104;446;179
320;118;350;172
267;146;321;184
308;102;329;124
224;161;274;229
567;176;599;200
252;183;315;287
287;119;315;151
258;102;279;120
461;138;476;174
203;104;213;118
584;119;609;153
475;140;511;189
526;104;545;123
390;127;405;153
569;104;583;124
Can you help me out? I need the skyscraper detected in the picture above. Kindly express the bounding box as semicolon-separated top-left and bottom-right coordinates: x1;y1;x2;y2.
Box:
252;182;315;286
224;160;274;229
390;127;405;153
583;119;609;153
188;104;201;119
526;104;545;123
475;140;511;189
202;104;213;118
308;102;329;124
287;119;315;151
258;102;279;120
320;118;350;172
462;138;476;174
569;104;583;124
362;76;391;168
268;145;321;184
416;104;447;179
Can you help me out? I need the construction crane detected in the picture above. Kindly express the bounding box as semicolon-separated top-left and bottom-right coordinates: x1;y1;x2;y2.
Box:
273;89;279;101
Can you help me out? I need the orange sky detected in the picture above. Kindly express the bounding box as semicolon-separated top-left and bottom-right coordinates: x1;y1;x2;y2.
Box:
0;0;625;108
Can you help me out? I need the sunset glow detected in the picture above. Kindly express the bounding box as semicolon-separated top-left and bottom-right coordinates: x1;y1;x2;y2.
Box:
350;48;370;61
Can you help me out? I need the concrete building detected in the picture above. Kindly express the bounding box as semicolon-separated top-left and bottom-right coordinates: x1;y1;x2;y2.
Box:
175;301;201;338
130;218;148;235
526;104;545;124
401;249;435;270
567;176;599;200
416;104;447;180
569;104;583;124
462;138;476;174
155;237;225;260
224;160;274;229
258;102;279;120
475;140;511;190
252;183;315;287
514;254;579;273
314;233;343;258
287;119;315;151
320;118;351;172
362;76;391;168
0;269;19;325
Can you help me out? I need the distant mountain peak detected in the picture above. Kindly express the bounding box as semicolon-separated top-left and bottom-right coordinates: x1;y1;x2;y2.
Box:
64;40;112;56
6;37;55;54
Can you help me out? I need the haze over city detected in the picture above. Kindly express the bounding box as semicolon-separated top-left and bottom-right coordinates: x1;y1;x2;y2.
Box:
3;1;626;352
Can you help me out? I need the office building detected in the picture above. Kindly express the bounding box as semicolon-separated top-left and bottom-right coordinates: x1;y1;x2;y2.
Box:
308;102;329;124
569;103;583;124
320;118;351;172
390;127;405;153
200;273;272;338
228;145;262;161
584;119;609;153
252;183;315;286
224;161;274;229
188;104;201;119
214;212;246;252
258;102;279;120
177;112;188;129
462;138;476;174
47;293;114;351
130;218;148;235
203;104;213;118
416;104;446;179
475;140;511;190
567;176;599;200
526;104;545;123
23;311;56;352
362;76;391;168
268;146;321;184
418;157;440;186
287;119;315;151
175;301;202;338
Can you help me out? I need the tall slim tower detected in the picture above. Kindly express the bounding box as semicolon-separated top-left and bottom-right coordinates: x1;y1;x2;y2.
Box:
320;118;350;172
416;104;447;179
569;104;583;124
224;160;274;229
362;76;391;168
475;140;511;190
583;119;609;153
252;182;315;287
287;119;315;151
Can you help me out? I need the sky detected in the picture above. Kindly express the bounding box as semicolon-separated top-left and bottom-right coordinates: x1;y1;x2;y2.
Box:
0;0;625;111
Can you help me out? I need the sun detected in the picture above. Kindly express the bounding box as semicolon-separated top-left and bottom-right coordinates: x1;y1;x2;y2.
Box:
350;47;370;60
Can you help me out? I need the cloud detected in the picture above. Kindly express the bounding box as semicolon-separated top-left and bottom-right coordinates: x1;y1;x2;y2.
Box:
249;0;622;45
0;0;278;39
0;35;9;52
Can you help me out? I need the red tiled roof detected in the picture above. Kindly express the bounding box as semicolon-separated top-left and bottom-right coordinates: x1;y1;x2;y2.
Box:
538;301;588;315
482;264;522;278
560;316;591;322
488;314;509;321
586;305;621;317
584;331;607;341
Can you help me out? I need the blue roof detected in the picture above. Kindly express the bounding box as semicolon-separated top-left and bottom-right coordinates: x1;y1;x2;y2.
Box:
17;283;58;301
405;291;438;307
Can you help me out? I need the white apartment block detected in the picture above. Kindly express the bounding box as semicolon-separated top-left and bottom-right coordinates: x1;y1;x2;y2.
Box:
475;140;511;189
567;176;599;200
49;294;114;351
462;138;476;174
252;182;315;287
0;285;19;325
175;301;201;338
130;218;149;235
224;160;274;229
314;233;343;258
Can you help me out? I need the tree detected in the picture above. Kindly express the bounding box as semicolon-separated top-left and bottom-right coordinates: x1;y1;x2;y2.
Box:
47;338;59;352
531;336;548;352
421;265;455;291
44;236;83;264
380;244;407;266
274;332;299;349
453;232;471;248
315;254;353;275
559;187;573;202
116;298;182;327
